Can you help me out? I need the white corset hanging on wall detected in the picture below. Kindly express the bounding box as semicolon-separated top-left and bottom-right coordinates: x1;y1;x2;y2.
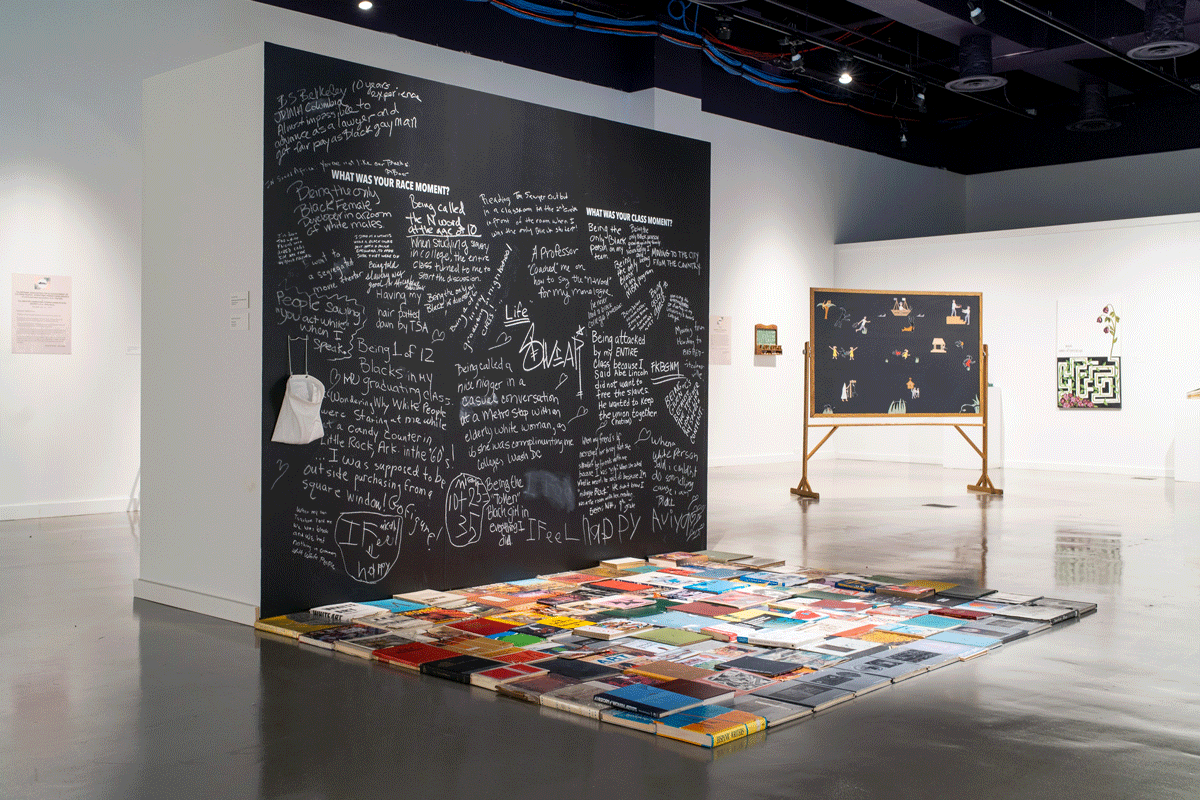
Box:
271;336;325;445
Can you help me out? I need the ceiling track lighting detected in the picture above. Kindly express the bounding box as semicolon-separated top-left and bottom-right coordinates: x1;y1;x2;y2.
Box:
914;82;927;113
1127;0;1198;60
967;1;985;26
357;0;373;10
946;33;1007;92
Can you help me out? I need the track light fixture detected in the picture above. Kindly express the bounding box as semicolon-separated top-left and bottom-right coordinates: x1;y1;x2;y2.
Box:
967;1;985;26
914;82;927;113
837;54;854;85
358;0;373;9
716;14;732;41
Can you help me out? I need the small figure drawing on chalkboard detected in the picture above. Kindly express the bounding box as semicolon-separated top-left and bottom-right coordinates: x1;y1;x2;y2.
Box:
829;345;840;360
891;297;911;316
946;300;967;325
832;307;852;328
931;338;947;353
853;316;870;335
906;378;920;399
845;346;857;361
839;380;857;402
901;323;914;332
963;306;971;325
818;299;834;319
963;355;974;371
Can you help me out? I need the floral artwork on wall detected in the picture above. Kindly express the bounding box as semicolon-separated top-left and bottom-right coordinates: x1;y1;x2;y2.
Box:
1056;298;1121;409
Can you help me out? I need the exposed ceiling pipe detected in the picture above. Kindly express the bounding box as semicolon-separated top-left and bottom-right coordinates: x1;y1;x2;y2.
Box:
991;0;1200;96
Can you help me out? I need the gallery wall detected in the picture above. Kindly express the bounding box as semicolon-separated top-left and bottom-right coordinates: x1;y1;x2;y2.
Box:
6;1;1200;523
832;213;1200;476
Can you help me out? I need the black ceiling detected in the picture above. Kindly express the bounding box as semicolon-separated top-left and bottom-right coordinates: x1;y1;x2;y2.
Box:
256;0;1200;174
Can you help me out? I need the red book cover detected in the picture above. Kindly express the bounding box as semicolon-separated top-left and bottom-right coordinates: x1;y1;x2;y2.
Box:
374;642;457;670
447;617;517;636
585;579;654;593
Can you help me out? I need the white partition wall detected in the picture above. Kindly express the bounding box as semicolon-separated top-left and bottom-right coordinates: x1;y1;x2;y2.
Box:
834;214;1200;477
138;45;264;624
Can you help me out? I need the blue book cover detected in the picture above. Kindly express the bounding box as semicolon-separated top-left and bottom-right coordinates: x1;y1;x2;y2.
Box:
635;610;722;630
688;579;746;594
594;684;705;718
901;614;964;630
926;629;1003;649
362;598;427;613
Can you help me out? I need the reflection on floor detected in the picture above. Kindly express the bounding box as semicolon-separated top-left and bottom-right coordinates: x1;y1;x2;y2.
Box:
2;460;1198;800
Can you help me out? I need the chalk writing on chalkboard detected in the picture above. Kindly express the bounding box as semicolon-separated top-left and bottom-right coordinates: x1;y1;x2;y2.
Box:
260;45;710;617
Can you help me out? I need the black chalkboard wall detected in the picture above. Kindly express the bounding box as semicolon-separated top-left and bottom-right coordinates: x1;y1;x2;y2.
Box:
261;45;710;616
810;289;982;417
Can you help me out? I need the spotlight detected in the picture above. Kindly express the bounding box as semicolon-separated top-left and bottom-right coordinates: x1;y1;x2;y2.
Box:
358;0;373;9
967;1;985;25
837;55;854;85
914;82;927;113
716;14;732;41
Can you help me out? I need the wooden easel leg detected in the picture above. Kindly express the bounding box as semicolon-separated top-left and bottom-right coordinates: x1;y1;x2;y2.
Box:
791;479;819;500
968;475;1003;496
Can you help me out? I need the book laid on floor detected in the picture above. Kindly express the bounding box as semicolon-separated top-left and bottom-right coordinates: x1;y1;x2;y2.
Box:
793;668;892;697
935;586;995;601
574;618;660;640
988;603;1075;624
835;653;930;682
593;683;707;718
695;550;754;563
310;602;386;621
655;706;767;748
538;681;619;719
496;673;582;703
599;556;647;570
1029;597;1098;618
718;655;810;678
875;584;936;601
626;660;720;682
393;589;470;607
492;649;557;665
254;612;343;639
700;668;778;694
737;556;786;569
654;678;737;705
648;551;708;568
923;629;1003;653
752;679;854;712
419;655;507;684
986;591;1044;605
718;694;813;728
897;614;966;631
334;633;416;658
298;624;388;650
445;617;516;636
535;657;623;681
630;627;713;647
953;617;1046;642
951;599;1012;613
469;662;550;690
361;597;428;613
374;642;459;672
797;638;890;659
931;606;995;621
600;707;660;732
887;639;987;667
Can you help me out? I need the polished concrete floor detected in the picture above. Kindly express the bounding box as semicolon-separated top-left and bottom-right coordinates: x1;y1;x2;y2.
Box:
2;460;1198;799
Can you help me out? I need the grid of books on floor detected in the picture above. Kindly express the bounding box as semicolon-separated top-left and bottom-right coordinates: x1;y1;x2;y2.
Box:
255;551;1096;748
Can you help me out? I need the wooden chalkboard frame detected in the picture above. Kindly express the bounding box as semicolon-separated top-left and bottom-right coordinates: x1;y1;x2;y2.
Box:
793;288;1000;499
